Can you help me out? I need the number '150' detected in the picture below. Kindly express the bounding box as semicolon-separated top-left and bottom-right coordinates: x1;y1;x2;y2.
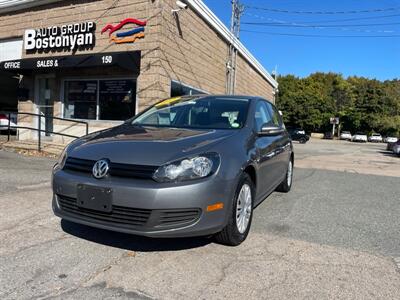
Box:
102;56;112;64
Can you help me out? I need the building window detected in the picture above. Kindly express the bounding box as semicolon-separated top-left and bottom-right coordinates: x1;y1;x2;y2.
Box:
99;80;135;120
171;80;207;97
64;80;97;120
63;79;136;121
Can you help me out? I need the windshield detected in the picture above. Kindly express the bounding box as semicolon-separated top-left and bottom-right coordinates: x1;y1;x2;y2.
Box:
131;96;250;130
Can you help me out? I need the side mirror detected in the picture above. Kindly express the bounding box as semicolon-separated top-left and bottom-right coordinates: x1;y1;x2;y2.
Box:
259;125;284;136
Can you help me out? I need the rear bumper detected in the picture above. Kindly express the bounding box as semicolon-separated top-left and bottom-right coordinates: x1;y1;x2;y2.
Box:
52;169;236;238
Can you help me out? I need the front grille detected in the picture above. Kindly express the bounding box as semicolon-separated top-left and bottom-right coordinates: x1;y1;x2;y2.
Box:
58;195;151;227
57;195;202;229
64;157;158;179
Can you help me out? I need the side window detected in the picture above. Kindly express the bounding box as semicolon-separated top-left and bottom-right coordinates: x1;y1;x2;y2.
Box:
254;101;273;131
266;102;283;128
140;107;178;125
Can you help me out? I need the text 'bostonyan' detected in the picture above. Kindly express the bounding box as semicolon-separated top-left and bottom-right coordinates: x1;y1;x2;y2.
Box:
24;21;95;51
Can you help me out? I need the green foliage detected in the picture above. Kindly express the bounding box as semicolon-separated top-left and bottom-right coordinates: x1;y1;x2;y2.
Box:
276;73;400;136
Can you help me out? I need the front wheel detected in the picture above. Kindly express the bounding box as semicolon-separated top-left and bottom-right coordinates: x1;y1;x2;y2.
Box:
299;137;307;144
214;173;254;246
276;158;293;193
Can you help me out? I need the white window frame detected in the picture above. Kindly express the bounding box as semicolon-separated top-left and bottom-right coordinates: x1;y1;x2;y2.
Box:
61;77;137;122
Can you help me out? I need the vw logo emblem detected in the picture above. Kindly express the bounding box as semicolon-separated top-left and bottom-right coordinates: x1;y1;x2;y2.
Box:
92;159;110;179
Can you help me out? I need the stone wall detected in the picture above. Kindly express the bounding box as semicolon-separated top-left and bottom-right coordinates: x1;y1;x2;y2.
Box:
158;0;275;103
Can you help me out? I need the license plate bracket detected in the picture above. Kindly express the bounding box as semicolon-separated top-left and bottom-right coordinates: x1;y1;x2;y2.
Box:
76;184;113;213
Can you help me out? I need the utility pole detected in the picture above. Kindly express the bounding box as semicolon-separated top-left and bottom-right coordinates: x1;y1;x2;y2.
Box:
226;0;244;95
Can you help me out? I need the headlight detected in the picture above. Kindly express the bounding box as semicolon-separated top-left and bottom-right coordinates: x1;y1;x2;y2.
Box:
153;153;220;183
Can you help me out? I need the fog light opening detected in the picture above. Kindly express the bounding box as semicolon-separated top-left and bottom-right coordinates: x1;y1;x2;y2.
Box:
207;203;224;212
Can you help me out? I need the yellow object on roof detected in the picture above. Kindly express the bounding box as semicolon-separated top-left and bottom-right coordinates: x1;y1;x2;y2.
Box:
155;97;182;108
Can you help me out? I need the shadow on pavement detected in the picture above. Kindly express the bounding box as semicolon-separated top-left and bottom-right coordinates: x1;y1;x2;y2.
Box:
378;150;398;157
61;219;212;252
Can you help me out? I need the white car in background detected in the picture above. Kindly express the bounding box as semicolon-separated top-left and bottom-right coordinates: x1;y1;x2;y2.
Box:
0;114;17;131
352;132;368;143
384;137;398;143
368;133;383;143
340;131;352;141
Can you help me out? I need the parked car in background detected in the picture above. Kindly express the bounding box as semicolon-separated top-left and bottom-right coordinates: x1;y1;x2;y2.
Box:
387;139;400;151
0;114;17;133
52;95;294;246
323;132;334;139
368;133;383;143
352;132;368;143
340;131;352;141
393;142;400;156
287;128;310;144
387;142;395;151
384;137;398;143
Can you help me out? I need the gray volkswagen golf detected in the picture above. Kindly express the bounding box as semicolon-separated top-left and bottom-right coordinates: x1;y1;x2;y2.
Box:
52;95;293;246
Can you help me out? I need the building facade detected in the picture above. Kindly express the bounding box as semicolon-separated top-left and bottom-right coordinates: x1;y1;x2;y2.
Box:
0;0;278;142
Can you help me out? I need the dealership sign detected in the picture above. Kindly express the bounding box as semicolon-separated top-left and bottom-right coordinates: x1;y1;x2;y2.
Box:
24;21;95;51
101;18;147;44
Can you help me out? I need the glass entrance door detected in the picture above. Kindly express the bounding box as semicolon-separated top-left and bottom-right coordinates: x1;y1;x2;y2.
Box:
35;76;55;137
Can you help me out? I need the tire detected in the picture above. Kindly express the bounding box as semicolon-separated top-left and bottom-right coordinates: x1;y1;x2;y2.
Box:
276;158;293;193
214;173;254;246
299;137;307;144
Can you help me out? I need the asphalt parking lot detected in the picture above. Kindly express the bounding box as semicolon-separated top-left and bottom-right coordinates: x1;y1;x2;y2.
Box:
0;139;399;299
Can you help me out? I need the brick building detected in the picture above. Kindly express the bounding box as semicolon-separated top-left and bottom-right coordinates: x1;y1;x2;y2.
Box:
0;0;278;142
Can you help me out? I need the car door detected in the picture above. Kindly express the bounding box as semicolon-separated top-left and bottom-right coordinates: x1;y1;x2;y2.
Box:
265;102;291;181
253;100;282;200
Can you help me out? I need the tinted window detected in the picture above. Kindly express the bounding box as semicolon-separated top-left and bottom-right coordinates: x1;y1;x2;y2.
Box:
99;80;136;120
171;81;205;97
63;79;136;121
64;81;97;120
132;96;250;130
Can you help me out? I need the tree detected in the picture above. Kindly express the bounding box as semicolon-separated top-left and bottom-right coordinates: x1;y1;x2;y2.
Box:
276;73;400;136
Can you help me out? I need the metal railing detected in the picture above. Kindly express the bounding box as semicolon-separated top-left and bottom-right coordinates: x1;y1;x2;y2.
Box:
0;111;89;152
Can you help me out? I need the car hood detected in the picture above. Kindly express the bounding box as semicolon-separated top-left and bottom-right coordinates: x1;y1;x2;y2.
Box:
68;124;238;166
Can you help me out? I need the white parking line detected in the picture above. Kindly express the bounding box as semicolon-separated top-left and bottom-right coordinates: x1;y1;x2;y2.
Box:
17;182;50;190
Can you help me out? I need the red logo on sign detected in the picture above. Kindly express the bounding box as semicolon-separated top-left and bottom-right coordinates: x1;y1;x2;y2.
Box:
101;18;147;44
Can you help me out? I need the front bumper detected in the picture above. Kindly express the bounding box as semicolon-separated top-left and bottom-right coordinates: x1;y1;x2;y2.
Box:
52;169;236;238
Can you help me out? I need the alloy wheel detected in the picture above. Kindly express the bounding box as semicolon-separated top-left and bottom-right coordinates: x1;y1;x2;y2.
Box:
236;183;252;234
287;160;293;187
